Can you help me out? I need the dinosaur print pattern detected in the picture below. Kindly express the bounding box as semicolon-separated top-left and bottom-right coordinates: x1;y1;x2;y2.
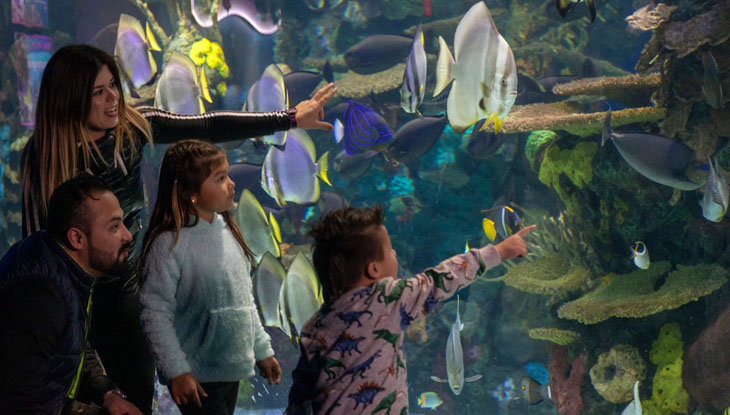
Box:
286;245;501;414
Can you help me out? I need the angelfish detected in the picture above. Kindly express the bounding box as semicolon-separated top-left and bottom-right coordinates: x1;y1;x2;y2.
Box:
699;157;729;222
631;241;650;270
430;296;482;395
433;1;518;134
400;23;427;115
114;14;161;89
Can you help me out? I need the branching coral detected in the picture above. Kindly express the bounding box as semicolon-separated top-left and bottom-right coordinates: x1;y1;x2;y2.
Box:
528;328;580;346
332;63;405;99
552;74;661;107
496;103;666;137
589;344;647;403
557;262;728;324
549;345;586;415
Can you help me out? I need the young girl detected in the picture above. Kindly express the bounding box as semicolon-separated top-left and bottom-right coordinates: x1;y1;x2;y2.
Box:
139;139;281;414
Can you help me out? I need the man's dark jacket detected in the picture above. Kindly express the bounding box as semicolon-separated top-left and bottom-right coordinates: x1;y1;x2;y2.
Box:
0;231;115;414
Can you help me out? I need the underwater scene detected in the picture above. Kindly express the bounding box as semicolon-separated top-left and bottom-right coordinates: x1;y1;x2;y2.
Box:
2;0;730;413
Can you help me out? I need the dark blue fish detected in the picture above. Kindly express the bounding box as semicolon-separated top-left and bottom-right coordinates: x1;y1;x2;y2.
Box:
342;100;393;155
344;34;413;75
466;119;511;159
284;60;334;105
319;191;348;216
388;115;447;164
333;151;375;180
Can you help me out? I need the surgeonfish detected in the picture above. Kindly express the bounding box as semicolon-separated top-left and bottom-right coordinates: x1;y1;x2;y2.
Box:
235;189;281;263
243;64;289;148
482;205;523;242
620;381;642;415
433;1;518;134
602;110;706;191
417;391;444;410
387;115;447;164
284;60;334;106
344;34;413;75
333;150;376;180
699;157;729;222
521;377;551;405
430;296;482;395
252;252;287;328
261;129;330;206
630;241;650;270
280;252;323;343
701;51;723;109
465;120;510;159
341;100;394;155
400;23;428;115
155;52;210;115
318;191;348;217
556;0;597;22
114;14;160;89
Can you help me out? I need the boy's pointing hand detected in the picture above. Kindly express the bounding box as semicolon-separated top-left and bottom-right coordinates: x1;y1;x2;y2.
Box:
494;224;536;260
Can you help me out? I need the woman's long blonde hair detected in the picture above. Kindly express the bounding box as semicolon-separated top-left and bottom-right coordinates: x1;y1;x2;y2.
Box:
138;139;254;277
22;44;152;219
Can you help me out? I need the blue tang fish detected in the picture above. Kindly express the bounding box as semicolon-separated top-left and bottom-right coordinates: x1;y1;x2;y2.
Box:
341;100;393;156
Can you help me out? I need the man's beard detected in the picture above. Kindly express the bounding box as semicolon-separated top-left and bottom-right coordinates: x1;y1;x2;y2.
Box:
89;244;130;277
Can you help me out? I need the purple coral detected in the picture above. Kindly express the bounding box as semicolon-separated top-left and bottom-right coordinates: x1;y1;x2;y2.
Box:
548;344;586;415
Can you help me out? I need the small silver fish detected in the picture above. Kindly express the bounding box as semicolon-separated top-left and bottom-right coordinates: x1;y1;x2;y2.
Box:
699;157;729;222
631;241;650;270
400;23;427;115
701;51;723;109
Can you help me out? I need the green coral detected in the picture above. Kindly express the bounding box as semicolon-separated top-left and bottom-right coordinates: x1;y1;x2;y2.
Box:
528;327;580;345
189;37;230;78
558;263;728;324
482;253;589;298
525;130;558;171
642;323;689;414
538;141;597;219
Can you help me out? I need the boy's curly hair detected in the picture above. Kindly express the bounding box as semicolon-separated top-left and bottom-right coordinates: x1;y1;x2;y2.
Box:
308;206;384;304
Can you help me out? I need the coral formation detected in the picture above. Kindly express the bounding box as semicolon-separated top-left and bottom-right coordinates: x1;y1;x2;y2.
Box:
548;345;586;415
524;130;558;172
625;3;677;32
551;74;661;107
189;37;229;78
528;328;580;346
589;344;647;403
331;63;405;99
482;253;589;298
557;263;728;324
663;0;730;59
649;322;682;367
683;303;730;411
644;324;689;415
539;141;597;192
497;103;666;137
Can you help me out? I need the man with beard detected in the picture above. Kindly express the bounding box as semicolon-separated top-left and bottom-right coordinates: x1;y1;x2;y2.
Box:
0;174;142;415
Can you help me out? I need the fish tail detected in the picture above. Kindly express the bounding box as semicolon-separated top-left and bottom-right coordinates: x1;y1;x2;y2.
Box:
556;0;571;17
482;218;497;241
493;117;504;134
317;152;332;186
145;22;162;51
586;0;597;22
268;211;283;244
323;59;334;84
200;66;213;103
601;110;612;147
433;36;455;97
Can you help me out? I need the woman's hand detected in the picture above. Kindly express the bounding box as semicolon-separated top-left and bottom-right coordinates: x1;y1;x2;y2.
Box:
170;372;208;408
256;356;282;385
294;83;338;131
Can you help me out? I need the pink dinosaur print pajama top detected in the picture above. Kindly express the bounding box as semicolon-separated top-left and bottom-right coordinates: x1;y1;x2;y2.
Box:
286;245;501;415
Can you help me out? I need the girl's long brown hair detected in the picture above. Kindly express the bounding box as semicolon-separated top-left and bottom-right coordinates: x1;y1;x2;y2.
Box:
138;139;254;277
22;44;152;219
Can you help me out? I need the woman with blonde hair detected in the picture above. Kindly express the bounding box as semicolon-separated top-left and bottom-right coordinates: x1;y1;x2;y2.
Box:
21;44;336;414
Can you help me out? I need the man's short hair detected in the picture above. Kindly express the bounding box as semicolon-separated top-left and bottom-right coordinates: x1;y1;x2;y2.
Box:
47;174;113;246
307;206;384;304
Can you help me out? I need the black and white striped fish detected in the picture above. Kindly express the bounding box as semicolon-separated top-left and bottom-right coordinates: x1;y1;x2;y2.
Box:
400;23;428;116
433;1;518;134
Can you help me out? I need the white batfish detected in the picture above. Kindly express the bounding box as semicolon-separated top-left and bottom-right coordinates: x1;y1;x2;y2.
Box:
114;14;160;89
433;1;518;134
242;64;289;148
400;23;427;115
235;189;281;263
280;252;323;343
262;129;330;206
155;52;212;114
253;252;287;328
700;157;729;222
430;296;482;395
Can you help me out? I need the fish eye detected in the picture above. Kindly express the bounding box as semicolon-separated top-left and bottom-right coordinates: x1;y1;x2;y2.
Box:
478;98;486;111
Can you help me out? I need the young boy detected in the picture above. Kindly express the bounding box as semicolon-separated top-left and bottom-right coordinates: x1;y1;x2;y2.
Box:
286;206;535;414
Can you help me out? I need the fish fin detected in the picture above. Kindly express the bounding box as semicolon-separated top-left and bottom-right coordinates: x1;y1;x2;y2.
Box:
199;98;205;114
556;0;571;18
601;110;612;147
493;117;504;134
465;374;483;382
433;36;455;97
323;59;334;84
586;0;597;22
145;22;162;51
269;212;282;244
482;218;497;241
430;376;448;383
415;109;423;119
200;66;213;103
147;50;158;81
317;152;332;186
334;119;344;143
